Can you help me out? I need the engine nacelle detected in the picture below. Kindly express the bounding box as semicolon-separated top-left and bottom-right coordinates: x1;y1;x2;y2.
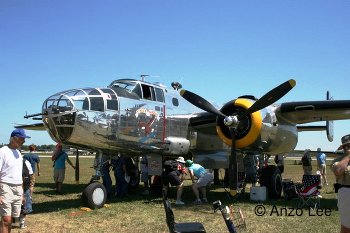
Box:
216;97;298;153
216;98;262;149
163;137;190;155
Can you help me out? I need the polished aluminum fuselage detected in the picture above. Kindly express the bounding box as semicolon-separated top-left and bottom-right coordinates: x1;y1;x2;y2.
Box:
41;79;298;169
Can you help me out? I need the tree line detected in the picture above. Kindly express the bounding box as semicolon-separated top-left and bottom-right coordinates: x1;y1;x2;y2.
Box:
0;144;56;151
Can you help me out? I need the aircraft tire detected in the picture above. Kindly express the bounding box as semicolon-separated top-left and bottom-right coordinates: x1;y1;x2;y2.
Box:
260;165;282;199
82;182;107;209
128;169;140;191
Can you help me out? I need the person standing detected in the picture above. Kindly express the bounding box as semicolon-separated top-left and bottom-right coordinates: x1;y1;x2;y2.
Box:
242;153;258;191
19;158;34;229
301;149;312;175
101;158;113;197
23;144;40;195
140;155;150;195
162;159;185;205
0;128;30;233
51;143;75;194
113;154;128;198
316;148;328;185
185;160;214;204
176;157;187;182
331;134;350;233
274;154;285;174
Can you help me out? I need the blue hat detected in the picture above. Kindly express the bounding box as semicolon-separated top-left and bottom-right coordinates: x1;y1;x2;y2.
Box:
11;129;31;139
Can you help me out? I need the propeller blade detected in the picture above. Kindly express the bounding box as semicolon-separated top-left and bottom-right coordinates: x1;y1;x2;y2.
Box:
229;128;238;196
180;89;227;118
238;79;296;120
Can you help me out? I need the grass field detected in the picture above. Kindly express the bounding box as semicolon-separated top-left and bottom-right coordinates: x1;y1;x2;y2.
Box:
13;155;341;233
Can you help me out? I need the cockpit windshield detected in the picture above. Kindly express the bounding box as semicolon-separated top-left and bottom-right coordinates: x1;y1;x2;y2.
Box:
43;88;106;113
108;79;141;99
109;80;137;92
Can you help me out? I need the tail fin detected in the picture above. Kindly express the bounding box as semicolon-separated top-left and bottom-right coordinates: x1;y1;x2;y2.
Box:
326;91;334;142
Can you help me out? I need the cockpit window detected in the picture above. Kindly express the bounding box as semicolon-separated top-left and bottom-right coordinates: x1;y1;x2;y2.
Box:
90;97;104;111
141;84;155;100
109;81;137;93
109;80;141;99
44;88;106;113
101;88;118;111
57;96;73;112
155;88;165;102
84;89;104;112
108;79;164;102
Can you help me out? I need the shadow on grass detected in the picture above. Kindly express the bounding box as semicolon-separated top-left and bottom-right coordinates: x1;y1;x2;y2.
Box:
35;182;89;195
205;185;339;211
31;183;339;215
33;182;164;214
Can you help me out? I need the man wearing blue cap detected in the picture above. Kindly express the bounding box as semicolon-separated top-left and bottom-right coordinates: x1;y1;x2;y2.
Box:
0;128;30;232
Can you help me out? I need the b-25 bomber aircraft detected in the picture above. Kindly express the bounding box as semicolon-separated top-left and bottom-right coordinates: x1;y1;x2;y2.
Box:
18;77;350;209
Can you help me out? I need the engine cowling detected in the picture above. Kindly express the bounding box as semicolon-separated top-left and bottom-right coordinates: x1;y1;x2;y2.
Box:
216;98;263;148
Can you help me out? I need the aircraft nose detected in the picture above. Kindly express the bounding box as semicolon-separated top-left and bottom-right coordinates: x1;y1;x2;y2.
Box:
42;92;76;142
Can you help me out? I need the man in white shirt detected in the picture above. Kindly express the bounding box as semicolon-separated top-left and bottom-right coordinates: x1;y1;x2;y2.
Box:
0;129;30;233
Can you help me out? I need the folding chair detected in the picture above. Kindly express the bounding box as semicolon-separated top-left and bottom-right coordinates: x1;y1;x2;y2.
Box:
294;175;322;209
228;205;246;231
162;190;206;233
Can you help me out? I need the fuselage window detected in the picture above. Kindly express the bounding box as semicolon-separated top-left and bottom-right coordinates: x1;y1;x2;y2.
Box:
107;99;118;110
83;89;104;112
57;97;73;112
132;84;142;98
82;98;89;110
101;89;119;111
155;88;165;102
142;84;155;101
172;98;179;106
73;98;85;110
90;97;104;111
45;99;56;109
67;90;87;111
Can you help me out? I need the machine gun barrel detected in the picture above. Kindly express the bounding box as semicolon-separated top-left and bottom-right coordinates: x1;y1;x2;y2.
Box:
24;112;44;119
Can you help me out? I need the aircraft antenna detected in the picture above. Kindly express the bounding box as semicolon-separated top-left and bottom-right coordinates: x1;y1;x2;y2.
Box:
140;74;149;81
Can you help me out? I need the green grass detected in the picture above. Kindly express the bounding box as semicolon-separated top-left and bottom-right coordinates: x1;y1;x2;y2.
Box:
17;156;340;233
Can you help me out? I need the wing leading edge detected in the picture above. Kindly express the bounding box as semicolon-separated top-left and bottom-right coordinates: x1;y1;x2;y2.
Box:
277;100;350;124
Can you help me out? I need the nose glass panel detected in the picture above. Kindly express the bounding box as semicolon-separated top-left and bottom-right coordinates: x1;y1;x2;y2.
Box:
43;89;84;141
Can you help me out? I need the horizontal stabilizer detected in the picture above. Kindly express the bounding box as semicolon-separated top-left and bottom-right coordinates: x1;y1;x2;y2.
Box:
297;125;326;132
15;123;45;131
297;121;333;142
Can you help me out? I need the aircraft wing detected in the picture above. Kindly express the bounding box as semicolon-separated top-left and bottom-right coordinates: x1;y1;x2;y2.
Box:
277;100;350;124
15;123;46;131
188;112;217;135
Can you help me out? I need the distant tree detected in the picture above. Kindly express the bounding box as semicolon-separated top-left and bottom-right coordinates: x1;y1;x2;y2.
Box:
37;144;55;151
22;145;29;151
0;143;55;151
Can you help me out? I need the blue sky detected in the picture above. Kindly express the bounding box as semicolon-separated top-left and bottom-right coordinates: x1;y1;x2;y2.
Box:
0;1;349;151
